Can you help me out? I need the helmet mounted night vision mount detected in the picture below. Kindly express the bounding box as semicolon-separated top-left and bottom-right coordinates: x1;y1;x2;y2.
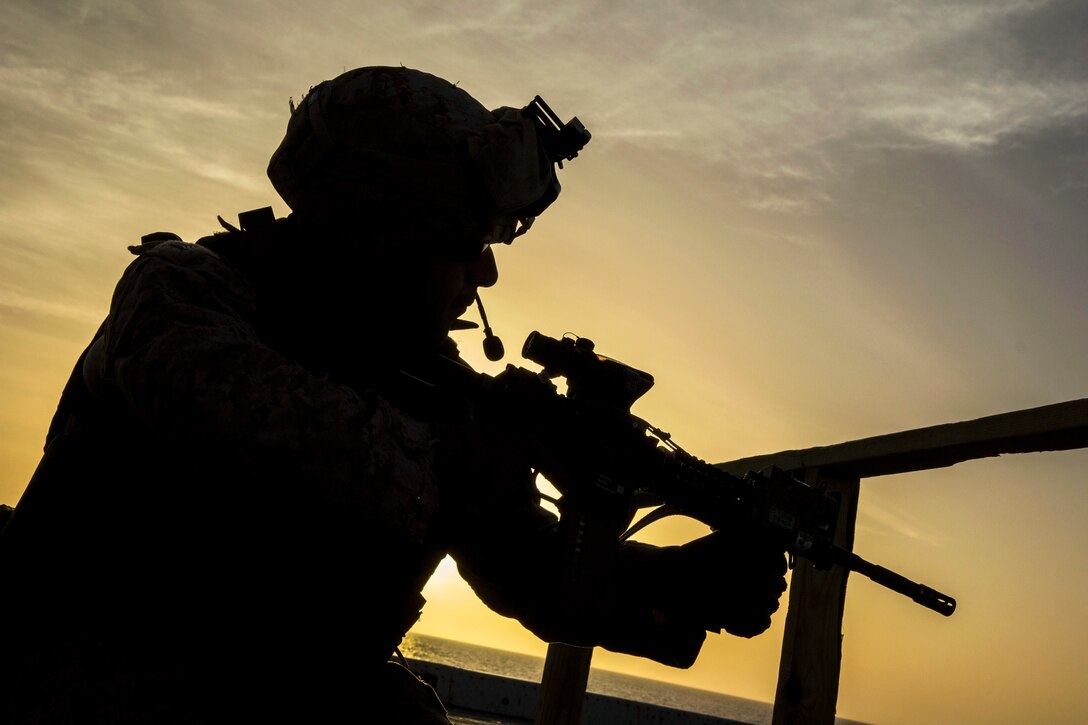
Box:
523;95;591;167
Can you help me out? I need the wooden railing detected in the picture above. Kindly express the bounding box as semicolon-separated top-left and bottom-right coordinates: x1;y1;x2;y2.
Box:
535;398;1088;725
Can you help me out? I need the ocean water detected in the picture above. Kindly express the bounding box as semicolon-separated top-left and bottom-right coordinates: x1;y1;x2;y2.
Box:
402;633;773;724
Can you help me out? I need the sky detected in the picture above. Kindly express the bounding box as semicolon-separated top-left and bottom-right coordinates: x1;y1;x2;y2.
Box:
1;1;1086;722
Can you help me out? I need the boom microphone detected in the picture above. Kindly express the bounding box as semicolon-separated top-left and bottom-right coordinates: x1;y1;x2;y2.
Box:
475;294;505;361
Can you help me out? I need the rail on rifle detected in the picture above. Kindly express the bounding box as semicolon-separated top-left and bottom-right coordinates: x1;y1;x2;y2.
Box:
420;331;957;617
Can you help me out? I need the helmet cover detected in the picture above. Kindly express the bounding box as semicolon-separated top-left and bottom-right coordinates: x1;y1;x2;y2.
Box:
267;66;561;248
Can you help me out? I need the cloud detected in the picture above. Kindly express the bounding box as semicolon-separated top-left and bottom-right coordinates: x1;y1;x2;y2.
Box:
0;64;257;174
3;0;1084;223
512;1;1088;212
856;492;948;547
0;292;105;350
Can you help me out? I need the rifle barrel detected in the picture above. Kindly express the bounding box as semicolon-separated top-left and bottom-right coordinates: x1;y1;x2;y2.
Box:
833;547;957;616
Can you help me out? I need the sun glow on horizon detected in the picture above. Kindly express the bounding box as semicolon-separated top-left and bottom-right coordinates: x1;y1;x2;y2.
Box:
3;3;1087;723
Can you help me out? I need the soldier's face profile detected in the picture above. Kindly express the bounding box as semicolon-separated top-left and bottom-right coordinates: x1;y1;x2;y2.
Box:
385;241;499;349
429;243;499;337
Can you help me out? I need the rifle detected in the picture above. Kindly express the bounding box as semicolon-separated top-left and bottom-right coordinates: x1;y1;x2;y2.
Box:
429;331;956;617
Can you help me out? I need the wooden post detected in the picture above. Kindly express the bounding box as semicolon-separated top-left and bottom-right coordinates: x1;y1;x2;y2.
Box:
772;468;860;725
534;642;593;725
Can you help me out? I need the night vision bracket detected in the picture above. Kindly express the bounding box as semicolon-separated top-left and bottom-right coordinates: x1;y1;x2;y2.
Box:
524;96;591;166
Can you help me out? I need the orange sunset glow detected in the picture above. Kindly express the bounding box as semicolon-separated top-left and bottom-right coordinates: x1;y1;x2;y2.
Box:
2;3;1086;723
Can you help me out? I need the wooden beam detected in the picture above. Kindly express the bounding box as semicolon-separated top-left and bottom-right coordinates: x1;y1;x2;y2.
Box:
717;398;1088;479
772;469;859;725
534;643;593;725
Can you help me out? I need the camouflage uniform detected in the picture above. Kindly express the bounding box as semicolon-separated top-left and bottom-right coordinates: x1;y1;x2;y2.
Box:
0;67;782;723
2;227;433;717
0;221;706;723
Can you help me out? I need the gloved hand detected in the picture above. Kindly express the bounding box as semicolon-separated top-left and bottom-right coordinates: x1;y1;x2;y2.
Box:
641;524;788;638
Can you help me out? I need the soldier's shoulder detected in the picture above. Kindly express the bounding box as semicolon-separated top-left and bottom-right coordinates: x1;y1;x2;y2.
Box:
115;229;256;311
128;232;216;264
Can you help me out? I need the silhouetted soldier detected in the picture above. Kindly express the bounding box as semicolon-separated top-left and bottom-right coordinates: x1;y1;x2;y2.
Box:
0;67;786;723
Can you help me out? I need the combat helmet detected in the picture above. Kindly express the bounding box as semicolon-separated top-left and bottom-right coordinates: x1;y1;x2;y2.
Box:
267;66;589;253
